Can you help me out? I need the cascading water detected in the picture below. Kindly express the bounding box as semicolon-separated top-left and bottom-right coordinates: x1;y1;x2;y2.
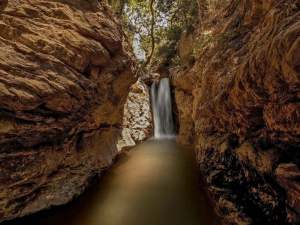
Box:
151;78;175;139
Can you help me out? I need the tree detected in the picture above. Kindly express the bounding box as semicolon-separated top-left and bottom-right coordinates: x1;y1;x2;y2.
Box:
144;0;155;67
108;0;199;69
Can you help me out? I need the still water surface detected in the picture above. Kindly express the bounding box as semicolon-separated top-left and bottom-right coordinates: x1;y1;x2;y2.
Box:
5;140;218;225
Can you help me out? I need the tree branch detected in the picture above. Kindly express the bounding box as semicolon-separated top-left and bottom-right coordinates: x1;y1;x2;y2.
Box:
144;0;155;67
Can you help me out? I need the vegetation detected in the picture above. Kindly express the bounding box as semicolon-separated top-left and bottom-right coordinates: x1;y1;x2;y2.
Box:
108;0;199;70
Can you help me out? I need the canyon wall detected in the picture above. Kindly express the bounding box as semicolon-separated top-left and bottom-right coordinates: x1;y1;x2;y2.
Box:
0;0;136;222
173;0;300;224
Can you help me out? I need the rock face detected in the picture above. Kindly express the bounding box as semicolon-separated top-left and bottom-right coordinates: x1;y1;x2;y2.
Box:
173;0;300;224
118;79;153;150
0;0;136;222
276;164;300;223
172;68;196;146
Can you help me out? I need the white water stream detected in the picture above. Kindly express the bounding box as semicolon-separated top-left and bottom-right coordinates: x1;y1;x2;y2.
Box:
151;78;175;139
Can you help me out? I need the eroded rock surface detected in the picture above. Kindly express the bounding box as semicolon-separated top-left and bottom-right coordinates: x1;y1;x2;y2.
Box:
276;164;300;223
173;0;300;224
118;79;152;150
171;68;196;146
0;0;136;222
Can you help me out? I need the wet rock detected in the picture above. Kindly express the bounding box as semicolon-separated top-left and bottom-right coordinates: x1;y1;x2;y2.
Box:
0;0;136;222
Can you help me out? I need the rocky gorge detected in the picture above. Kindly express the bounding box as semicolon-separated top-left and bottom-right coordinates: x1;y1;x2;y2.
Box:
0;0;299;225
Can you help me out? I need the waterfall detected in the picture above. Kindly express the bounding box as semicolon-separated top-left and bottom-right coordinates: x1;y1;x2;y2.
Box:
151;78;175;139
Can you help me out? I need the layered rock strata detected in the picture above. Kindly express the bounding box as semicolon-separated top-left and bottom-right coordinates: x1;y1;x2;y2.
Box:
0;0;136;222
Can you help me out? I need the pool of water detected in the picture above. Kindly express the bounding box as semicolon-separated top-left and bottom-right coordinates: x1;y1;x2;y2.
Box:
4;140;218;225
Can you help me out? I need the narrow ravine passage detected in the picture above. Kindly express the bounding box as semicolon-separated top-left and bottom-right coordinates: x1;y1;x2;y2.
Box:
4;140;218;225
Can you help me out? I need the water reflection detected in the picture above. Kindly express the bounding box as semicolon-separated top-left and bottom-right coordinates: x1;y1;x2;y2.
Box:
4;140;218;225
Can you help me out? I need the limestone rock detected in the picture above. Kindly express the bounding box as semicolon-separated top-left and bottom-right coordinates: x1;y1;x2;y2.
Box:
0;0;136;222
118;79;153;149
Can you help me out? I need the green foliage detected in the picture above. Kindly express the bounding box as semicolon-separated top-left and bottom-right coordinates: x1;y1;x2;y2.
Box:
108;0;199;68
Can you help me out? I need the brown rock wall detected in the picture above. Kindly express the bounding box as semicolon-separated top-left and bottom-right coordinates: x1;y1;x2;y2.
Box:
173;0;300;224
0;0;136;222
